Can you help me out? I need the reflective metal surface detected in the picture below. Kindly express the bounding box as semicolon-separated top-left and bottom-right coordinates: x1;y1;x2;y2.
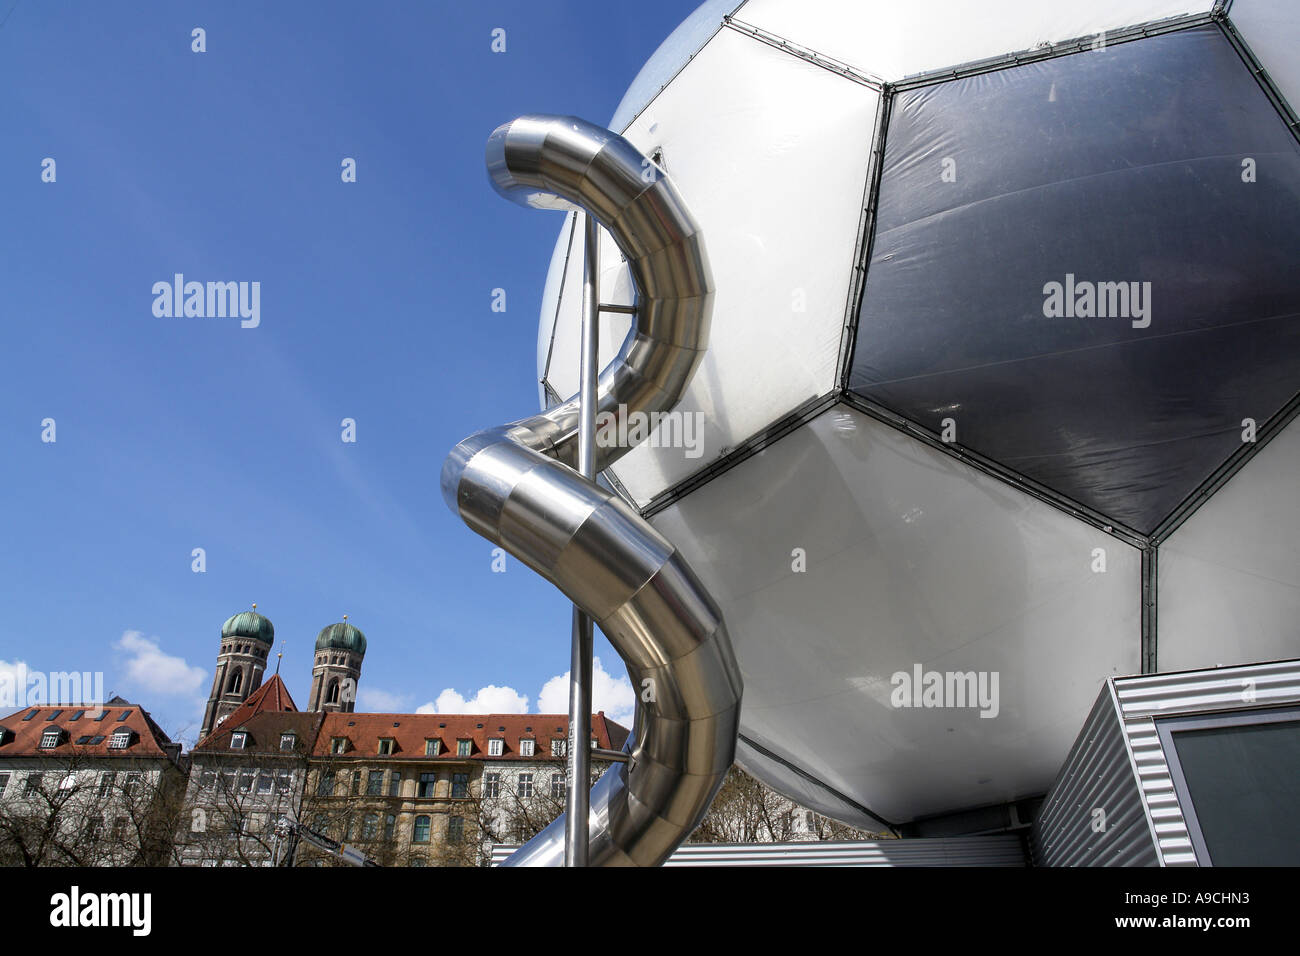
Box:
443;115;741;866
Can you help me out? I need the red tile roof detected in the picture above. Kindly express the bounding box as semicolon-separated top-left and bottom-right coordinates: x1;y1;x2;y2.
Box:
0;698;177;760
193;675;305;752
312;711;630;760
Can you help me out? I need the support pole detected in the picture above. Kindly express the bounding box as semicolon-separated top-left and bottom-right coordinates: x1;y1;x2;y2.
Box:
565;212;599;866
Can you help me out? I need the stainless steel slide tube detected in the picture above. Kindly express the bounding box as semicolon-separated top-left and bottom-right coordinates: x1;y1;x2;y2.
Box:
441;115;742;866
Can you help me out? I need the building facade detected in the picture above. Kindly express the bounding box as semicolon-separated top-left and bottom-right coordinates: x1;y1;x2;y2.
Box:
0;696;187;866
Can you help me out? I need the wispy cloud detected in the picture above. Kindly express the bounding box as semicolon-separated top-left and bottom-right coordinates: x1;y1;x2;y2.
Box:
115;631;207;697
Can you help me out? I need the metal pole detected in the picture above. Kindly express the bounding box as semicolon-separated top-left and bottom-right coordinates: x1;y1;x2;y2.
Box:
565;212;599;866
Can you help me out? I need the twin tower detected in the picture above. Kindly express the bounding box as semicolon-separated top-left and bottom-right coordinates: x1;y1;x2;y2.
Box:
198;605;368;740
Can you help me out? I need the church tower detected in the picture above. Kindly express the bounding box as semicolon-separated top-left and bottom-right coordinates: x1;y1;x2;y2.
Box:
308;616;366;713
200;605;274;739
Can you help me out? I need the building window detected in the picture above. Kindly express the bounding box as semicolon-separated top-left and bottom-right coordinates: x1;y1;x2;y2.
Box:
410;856;426;867
519;738;535;757
275;770;291;793
518;773;533;798
199;770;215;789
0;772;9;796
451;773;469;799
551;773;565;800
326;679;340;705
388;771;401;797
413;815;431;843
488;738;503;756
39;729;61;749
22;709;38;721
237;772;254;793
219;770;235;794
111;816;128;841
123;772;141;795
361;812;379;841
69;710;84;722
317;771;336;796
279;733;296;751
46;709;62;721
230;732;246;750
330;737;347;754
25;773;42;794
350;770;361;795
447;816;464;844
384;813;396;841
551;738;566;757
109;731;132;750
83;815;104;841
98;772;116;796
425;738;440;756
417;773;437;798
457;739;471;756
483;772;500;799
256;772;273;794
367;770;384;796
378;738;395;755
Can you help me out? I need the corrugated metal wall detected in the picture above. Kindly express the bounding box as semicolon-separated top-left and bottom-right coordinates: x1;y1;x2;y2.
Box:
1031;685;1159;867
491;835;1027;866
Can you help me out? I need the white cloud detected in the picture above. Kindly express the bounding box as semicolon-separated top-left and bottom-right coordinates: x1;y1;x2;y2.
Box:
357;687;411;712
418;684;530;714
537;656;634;726
115;631;207;697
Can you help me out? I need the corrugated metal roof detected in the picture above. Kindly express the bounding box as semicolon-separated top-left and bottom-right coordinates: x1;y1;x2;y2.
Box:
492;835;1026;867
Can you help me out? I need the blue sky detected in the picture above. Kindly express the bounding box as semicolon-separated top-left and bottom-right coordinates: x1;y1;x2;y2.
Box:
0;0;704;741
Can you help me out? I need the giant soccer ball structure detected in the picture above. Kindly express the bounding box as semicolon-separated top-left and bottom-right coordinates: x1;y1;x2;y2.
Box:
534;0;1300;833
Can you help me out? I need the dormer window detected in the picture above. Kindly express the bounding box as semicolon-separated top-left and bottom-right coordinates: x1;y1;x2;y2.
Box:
487;738;503;756
551;739;566;757
108;730;134;750
456;739;471;756
0;728;12;746
39;729;63;749
425;738;441;756
230;732;247;750
519;738;535;757
590;738;598;749
331;736;348;755
378;738;395;755
280;732;296;752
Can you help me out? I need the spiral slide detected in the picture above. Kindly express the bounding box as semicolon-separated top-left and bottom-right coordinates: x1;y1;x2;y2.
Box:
440;115;743;866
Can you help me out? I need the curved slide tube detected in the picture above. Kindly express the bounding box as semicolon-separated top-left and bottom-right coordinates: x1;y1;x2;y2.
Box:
441;115;742;866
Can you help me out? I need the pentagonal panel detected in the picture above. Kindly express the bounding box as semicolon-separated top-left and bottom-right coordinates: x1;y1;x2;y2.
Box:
1158;416;1300;672
739;0;1213;82
649;405;1140;825
850;25;1300;534
543;27;879;506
